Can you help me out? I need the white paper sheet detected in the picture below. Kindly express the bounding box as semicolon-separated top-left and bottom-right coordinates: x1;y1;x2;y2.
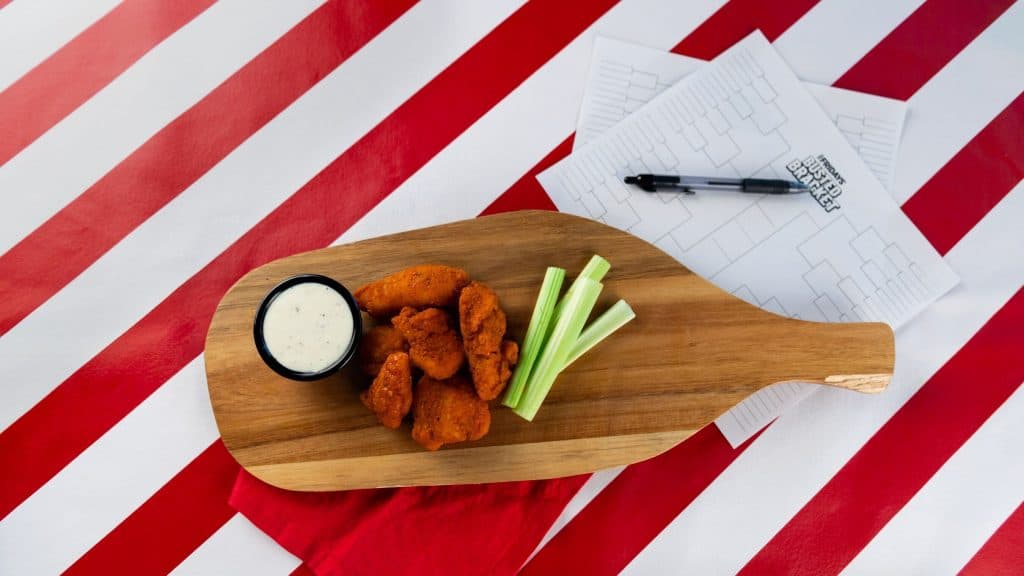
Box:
803;84;906;192
576;37;908;192
541;32;959;447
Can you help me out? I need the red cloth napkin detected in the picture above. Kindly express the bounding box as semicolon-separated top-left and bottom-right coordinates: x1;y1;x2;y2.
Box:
230;469;588;575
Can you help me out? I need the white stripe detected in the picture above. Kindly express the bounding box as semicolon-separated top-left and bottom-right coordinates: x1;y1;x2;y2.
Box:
0;2;573;570
337;16;785;558
332;0;771;553
772;0;925;85
0;0;324;255
182;0;725;564
135;1;731;569
2;2;1015;569
0;358;218;575
338;0;929;553
376;0;937;553
1;0;721;569
893;0;1024;204
844;373;1024;572
0;0;121;93
0;0;525;433
523;467;624;566
622;179;1024;573
337;0;728;243
169;514;301;576
4;2;726;570
336;0;922;246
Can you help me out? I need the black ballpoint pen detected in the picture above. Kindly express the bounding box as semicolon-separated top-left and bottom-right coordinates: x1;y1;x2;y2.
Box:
624;173;809;195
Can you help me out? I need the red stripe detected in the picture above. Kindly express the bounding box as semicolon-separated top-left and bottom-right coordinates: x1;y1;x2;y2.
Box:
903;91;1024;255
740;289;1024;575
732;11;1024;568
480;135;568;215
67;132;577;569
86;133;574;576
833;0;1015;100
268;4;1019;570
8;0;1011;569
290;564;317;576
490;1;822;569
484;0;820;217
0;0;416;336
502;0;1019;568
959;501;1024;575
488;0;1019;252
736;85;1024;573
513;103;1021;576
0;0;616;550
0;0;215;166
670;0;819;59
64;441;239;576
0;1;618;567
521;426;763;575
96;134;578;573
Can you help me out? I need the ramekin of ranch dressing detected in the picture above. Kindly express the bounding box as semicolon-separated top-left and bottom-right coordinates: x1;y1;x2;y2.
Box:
254;275;362;380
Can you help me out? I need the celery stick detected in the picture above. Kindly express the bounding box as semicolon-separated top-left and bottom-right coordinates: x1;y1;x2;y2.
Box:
577;254;611;283
503;267;566;408
513;278;602;421
551;255;610;323
564;300;635;368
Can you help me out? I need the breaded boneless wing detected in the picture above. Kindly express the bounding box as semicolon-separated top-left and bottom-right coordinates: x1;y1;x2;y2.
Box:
459;282;515;400
412;375;490;451
353;265;469;319
360;352;413;429
392;307;465;380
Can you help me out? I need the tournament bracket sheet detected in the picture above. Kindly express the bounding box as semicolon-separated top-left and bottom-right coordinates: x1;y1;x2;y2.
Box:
574;37;909;193
537;32;959;445
572;37;912;444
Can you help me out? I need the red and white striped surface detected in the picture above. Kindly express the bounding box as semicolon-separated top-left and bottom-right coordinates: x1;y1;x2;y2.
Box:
1;0;1022;573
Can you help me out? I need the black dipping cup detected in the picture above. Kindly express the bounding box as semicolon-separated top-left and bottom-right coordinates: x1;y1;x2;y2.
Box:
253;274;362;381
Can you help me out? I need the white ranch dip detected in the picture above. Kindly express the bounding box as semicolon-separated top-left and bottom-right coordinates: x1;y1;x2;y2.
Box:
261;282;354;373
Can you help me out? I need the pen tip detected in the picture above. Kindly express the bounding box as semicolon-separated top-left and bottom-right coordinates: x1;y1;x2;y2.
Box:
623;176;638;184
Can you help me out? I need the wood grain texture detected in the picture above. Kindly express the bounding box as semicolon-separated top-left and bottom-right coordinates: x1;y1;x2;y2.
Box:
205;211;894;491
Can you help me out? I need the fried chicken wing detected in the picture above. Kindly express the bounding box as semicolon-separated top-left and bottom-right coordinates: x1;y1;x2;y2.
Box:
411;375;490;451
354;265;470;319
358;325;407;376
360;352;413;429
392;307;464;379
459;281;511;400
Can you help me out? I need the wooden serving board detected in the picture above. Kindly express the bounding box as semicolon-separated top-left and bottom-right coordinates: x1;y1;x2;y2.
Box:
205;210;894;491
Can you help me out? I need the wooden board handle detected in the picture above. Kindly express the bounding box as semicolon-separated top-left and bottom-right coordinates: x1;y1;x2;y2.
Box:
753;319;895;394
